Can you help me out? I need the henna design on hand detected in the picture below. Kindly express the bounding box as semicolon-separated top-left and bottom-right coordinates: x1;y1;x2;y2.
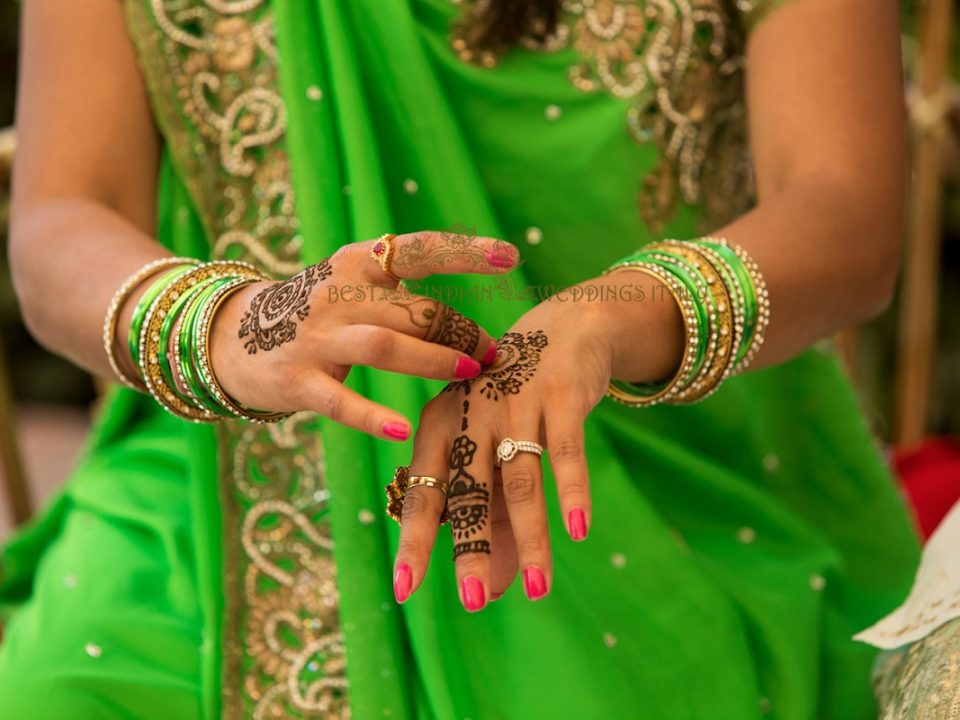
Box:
445;329;549;400
391;297;481;356
238;260;332;354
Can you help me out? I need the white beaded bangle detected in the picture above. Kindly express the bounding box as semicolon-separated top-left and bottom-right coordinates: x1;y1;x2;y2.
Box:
102;257;197;390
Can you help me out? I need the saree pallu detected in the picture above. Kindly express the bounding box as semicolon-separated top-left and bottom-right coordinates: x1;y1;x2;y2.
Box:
0;1;920;718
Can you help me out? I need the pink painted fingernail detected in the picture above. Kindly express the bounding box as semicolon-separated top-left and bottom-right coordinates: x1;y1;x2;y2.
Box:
394;563;412;603
486;247;516;269
460;576;486;612
523;566;548;601
455;356;482;379
482;340;497;366
567;507;588;541
382;421;410;441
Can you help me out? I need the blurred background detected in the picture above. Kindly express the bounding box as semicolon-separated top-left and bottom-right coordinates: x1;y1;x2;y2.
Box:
0;1;958;540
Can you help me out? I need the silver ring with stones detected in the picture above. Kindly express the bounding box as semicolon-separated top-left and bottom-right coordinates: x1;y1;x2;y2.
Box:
496;438;544;466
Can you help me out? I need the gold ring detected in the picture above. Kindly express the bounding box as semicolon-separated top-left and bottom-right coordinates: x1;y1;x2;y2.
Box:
385;466;450;526
371;233;400;282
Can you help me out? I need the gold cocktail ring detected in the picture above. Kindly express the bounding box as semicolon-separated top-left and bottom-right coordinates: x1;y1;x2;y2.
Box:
370;233;400;282
385;466;450;525
496;438;545;466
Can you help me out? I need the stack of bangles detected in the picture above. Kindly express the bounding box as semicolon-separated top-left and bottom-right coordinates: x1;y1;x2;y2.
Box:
102;257;291;424
603;236;770;407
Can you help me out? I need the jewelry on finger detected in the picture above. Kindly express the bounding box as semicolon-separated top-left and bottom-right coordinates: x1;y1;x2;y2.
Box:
385;466;450;526
371;233;400;282
496;437;545;466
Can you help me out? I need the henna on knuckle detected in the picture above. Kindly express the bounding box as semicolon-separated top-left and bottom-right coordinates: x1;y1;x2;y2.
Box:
238;259;332;354
447;432;491;560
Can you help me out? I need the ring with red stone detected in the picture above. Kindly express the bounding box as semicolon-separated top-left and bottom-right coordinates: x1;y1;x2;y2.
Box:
370;233;400;282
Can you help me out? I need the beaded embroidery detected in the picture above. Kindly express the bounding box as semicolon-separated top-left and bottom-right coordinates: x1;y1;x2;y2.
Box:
122;2;347;717
452;0;787;233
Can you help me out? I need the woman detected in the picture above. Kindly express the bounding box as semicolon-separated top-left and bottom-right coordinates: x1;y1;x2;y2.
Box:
0;0;919;718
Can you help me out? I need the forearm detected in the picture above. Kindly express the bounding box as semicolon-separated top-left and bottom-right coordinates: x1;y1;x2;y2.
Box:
9;195;172;379
718;170;903;370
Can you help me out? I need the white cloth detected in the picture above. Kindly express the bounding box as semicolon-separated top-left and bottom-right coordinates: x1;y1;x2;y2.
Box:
855;499;960;649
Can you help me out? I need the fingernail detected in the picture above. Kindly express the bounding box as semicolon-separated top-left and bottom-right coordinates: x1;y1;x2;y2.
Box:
382;421;410;441
486;247;516;269
394;563;412;603
460;576;486;612
455;356;482;379
567;507;588;542
523;566;548;601
481;340;497;366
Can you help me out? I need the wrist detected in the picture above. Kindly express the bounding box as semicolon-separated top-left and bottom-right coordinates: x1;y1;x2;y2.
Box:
599;270;684;384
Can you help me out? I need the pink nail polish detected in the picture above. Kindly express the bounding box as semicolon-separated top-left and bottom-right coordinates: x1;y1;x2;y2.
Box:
567;507;588;541
481;341;497;366
382;421;410;441
523;566;548;601
394;563;412;603
486;248;516;269
460;576;486;612
455;356;482;379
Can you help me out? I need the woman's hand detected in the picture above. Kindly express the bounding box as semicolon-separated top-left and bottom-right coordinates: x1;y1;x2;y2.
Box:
208;231;518;440
391;270;684;610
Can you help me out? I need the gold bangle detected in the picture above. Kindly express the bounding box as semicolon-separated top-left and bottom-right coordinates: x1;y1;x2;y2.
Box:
602;262;699;407
659;241;736;404
195;278;292;424
102;257;196;391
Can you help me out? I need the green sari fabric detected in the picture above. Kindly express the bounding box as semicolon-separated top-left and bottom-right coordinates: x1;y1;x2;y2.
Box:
0;1;920;719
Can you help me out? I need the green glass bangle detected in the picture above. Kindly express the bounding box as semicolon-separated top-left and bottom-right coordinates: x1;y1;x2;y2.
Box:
157;276;222;409
685;242;747;375
180;278;238;417
707;243;757;367
127;265;196;370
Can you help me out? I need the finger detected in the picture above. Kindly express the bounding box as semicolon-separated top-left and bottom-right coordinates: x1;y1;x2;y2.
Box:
497;418;552;602
448;429;495;613
303;374;411;441
394;418;451;603
363;294;497;364
544;403;591;542
488;471;519;600
329;325;487;380
359;230;519;284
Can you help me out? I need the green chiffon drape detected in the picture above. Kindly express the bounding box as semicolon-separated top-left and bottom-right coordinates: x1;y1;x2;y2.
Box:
0;1;920;719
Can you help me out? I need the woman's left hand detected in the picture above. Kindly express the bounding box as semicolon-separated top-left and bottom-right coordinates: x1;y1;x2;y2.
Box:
390;270;684;611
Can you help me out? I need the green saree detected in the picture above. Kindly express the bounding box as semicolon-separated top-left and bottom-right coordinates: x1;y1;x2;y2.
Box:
0;1;920;718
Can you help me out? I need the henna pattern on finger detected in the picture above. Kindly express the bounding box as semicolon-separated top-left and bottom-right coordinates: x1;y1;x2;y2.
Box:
391;224;514;274
238;259;332;354
447;389;491;560
391;298;482;356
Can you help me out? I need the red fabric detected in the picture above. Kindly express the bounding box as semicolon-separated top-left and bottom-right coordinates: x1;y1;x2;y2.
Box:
894;438;960;540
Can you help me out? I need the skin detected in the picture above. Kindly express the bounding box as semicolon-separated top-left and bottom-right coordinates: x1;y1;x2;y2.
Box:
9;0;516;441
394;0;909;611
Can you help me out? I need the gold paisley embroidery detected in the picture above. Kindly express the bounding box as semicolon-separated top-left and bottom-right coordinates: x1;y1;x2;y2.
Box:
122;2;347;718
873;617;960;719
453;0;778;233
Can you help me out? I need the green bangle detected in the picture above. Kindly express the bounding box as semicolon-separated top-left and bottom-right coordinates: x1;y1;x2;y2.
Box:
157;275;223;409
695;240;756;367
127;265;196;370
180;277;238;416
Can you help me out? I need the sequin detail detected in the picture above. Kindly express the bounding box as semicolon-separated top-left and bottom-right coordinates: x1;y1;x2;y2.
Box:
123;2;347;717
452;0;789;233
873;617;960;719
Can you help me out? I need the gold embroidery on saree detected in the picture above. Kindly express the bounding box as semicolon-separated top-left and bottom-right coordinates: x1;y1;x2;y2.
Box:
123;2;348;717
453;0;771;233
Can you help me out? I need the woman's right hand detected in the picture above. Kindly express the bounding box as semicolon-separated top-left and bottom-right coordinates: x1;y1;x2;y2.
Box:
207;231;518;440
